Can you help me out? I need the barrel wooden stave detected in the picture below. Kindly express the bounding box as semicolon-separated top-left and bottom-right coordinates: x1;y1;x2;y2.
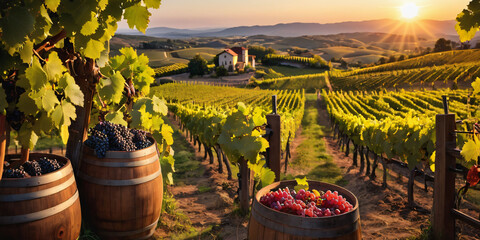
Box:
0;154;82;240
79;142;163;240
248;180;362;240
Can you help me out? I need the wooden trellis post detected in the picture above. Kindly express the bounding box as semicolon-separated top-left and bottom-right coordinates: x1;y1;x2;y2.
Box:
432;113;456;240
266;95;281;181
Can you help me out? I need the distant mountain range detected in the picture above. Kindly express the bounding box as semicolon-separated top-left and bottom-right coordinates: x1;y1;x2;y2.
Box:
117;19;459;39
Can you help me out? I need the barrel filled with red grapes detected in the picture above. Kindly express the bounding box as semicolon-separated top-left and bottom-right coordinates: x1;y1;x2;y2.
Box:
0;153;82;240
77;122;162;240
248;180;361;240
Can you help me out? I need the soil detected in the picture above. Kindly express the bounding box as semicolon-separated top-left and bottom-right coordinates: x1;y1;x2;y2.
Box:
154;116;249;240
155;97;480;240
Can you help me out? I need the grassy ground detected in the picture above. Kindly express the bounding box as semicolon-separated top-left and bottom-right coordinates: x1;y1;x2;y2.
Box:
283;94;347;186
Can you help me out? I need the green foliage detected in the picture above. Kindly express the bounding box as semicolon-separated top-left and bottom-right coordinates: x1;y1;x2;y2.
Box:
263;54;329;69
248;45;276;62
154;63;188;77
434;38;453;52
218;103;269;165
95;47;174;184
188;54;209;77
0;0;161;151
154;83;306;188
456;1;480;42
322;89;480;171
215;66;228;77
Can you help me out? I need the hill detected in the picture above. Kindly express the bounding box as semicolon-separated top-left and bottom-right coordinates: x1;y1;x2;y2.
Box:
118;19;458;38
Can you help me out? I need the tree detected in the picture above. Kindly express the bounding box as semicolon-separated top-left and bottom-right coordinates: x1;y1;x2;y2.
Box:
188;54;209;77
339;58;348;68
398;55;407;61
388;55;397;63
378;57;387;65
460;42;472;49
213;54;220;67
0;0;174;177
215;66;228;77
248;45;276;62
434;38;453;52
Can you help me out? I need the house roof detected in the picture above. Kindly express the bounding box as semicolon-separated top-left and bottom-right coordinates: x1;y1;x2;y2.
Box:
221;49;237;56
230;47;246;55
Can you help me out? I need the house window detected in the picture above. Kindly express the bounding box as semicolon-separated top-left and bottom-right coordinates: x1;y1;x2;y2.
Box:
230;61;232;64
224;55;226;58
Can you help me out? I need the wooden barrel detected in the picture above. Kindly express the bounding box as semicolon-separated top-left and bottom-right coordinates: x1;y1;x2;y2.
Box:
0;153;82;240
78;140;163;240
249;180;361;240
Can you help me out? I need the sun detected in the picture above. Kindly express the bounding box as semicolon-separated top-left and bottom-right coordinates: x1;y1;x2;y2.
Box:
400;3;419;19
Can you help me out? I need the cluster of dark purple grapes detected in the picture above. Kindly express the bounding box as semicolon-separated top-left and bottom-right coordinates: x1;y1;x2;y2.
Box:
84;121;152;158
2;168;27;178
38;157;63;174
2;80;26;131
2;158;65;178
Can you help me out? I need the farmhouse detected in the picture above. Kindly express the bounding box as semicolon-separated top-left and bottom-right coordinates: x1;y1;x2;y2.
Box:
218;47;255;71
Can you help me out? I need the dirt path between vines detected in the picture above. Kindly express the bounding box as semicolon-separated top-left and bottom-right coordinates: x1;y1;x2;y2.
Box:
155;115;249;240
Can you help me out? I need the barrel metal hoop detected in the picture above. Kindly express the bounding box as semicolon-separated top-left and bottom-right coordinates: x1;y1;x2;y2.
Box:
77;170;161;186
0;174;76;202
0;163;73;188
252;201;360;238
96;217;159;237
0;191;79;225
82;155;158;168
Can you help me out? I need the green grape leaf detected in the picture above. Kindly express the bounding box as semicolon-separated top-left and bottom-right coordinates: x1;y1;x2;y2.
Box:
51;104;63;128
472;77;480;95
237;102;247;114
105;111;128;126
64;80;84;107
461;138;480;162
98;0;109;11
18;123;39;149
295;177;309;191
1;7;35;46
44;52;67;79
19;39;34;64
58;73;74;89
161;124;174;146
84;39;105;59
33;112;54;135
152;96;168;115
145;0;161;9
45;0;61;12
98;71;125;104
119;47;138;62
456;21;478;42
26;58;48;91
17;93;38;115
42;88;60;112
61;101;77;126
248;160;275;188
123;4;151;33
60;124;69;145
80;15;100;36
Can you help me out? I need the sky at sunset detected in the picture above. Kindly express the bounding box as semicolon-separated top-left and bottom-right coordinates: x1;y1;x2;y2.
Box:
119;0;471;29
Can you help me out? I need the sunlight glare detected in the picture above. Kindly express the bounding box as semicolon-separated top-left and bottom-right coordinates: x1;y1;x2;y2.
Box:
400;3;419;19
